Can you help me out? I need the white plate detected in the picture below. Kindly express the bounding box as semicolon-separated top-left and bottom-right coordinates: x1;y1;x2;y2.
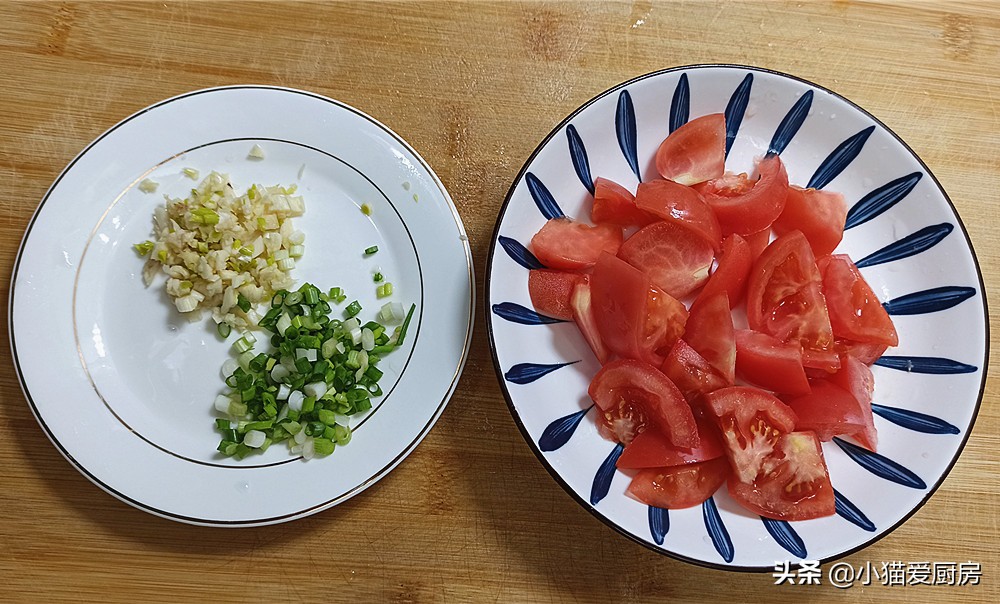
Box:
10;86;474;526
486;65;988;569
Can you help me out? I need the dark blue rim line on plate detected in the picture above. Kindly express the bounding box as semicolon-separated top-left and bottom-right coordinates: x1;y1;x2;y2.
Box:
482;64;990;573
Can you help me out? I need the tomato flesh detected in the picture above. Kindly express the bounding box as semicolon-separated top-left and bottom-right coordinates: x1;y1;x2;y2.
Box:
783;379;868;442
704;387;797;485
829;355;878;451
617;417;724;469
702;155;790;236
819;254;899;347
634;179;721;249
773;186;847;257
684;294;736;385
569;280;611;364
734;329;811;396
528;269;585;321
591;177;656;228
695;233;753;307
589;359;699;448
530;217;623;270
660;339;728;409
618;221;715;299
627;457;730;509
655;113;726;185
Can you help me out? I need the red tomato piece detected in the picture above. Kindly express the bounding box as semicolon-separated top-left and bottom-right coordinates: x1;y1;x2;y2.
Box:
695;234;753;307
783;379;868;442
591;253;687;365
836;339;888;365
617;417;725;469
702;155;790;236
591;177;656;228
747;230;837;371
654;113;726;186
819;254;899;347
634;179;722;249
695;171;754;197
589;359;699;449
684;294;736;384
627;457;730;509
704;387;797;485
617;221;715;299
829;355;878;451
745;228;772;261
726;431;835;520
527;269;585;321
530;217;623;270
569;280;611;364
734;330;811;396
660;339;728;409
773;186;847;257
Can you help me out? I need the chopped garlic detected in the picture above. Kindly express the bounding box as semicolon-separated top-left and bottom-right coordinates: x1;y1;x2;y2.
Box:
138;178;159;193
248;144;266;160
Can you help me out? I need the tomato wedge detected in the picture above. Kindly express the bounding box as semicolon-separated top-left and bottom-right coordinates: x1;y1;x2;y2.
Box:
829;355;878;451
591;253;687;365
694;171;753;197
836;339;888;366
654;113;726;185
570;280;611;364
695;233;752;307
589;359;699;448
591;177;656;228
684;294;735;384
627;457;730;509
819;254;899;347
530;217;623;270
747;230;837;371
704;387;797;485
660;339;728;409
734;330;811;396
784;379;869;442
702;155;790;236
726;431;835;520
617;221;715;299
634;179;721;249
617;417;724;469
745;228;772;261
773;186;847;257
528;269;585;321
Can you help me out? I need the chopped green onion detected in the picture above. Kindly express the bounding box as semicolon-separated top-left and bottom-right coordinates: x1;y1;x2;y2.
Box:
182;167;200;180
376;283;393;298
217;322;232;338
373;272;383;283
396;303;416;346
133;240;155;256
364;245;378;255
237;293;251;313
344;300;362;318
360;203;372;215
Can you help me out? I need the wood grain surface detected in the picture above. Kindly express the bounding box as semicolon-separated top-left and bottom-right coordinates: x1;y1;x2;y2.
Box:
0;1;996;602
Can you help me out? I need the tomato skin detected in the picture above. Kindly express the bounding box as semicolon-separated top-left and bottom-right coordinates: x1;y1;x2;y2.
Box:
655;113;726;185
591;177;657;227
836;339;888;365
528;269;585;321
702;155;790;236
634;179;721;249
773;186;847;257
618;221;715;299
726;431;835;520
695;234;753;307
591;253;687;365
684;294;736;385
660;339;728;409
569;280;611;364
588;359;699;449
747;230;837;371
734;330;811;396
530;217;623;270
627;457;730;509
783;379;867;442
829;355;878;451
818;254;899;347
745;228;772;262
617;417;725;469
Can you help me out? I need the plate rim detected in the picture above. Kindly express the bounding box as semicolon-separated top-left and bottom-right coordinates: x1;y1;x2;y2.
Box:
483;63;990;571
9;84;476;527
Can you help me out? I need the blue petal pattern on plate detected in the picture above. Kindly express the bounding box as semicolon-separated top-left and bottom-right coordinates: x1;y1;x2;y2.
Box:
882;286;976;316
649;506;670;546
539;406;593;451
703;497;735;563
616;90;641;182
806;126;875;189
871;404;961;435
504;361;578;385
590;443;624;505
834;438;927;489
670;73;690;133
834;489;876;532
762;518;807;559
855;223;953;268
844;172;922;229
491;302;564;325
724;73;753;157
767;90;813;156
567;124;594;195
874;356;977;374
497;235;543;270
525;172;564;220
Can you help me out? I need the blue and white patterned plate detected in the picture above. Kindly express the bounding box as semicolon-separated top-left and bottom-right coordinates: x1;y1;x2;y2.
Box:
485;65;988;570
